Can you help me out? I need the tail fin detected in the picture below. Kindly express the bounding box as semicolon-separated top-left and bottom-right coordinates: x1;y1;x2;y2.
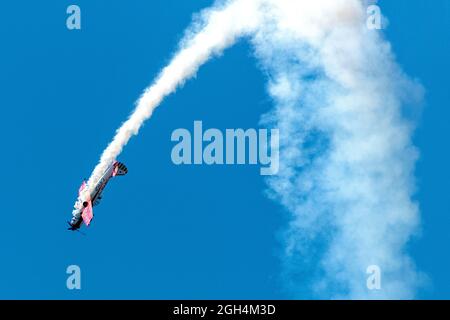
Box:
114;162;128;176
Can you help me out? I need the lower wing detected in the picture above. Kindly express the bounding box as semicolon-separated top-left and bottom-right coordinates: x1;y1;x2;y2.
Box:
81;201;94;226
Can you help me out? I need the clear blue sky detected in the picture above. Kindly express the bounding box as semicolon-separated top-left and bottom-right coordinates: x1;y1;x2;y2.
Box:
0;0;448;299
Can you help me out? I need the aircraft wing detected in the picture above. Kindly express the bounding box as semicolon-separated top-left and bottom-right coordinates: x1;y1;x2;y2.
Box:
81;200;94;226
78;181;87;195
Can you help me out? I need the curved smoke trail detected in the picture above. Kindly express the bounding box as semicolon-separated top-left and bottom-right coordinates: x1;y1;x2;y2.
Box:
87;0;262;188
87;0;423;299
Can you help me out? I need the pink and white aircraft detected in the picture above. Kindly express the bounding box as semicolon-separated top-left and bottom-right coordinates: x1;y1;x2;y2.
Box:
68;161;128;231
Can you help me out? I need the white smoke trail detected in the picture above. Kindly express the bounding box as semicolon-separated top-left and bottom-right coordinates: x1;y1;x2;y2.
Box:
86;0;423;299
252;0;424;299
87;0;262;189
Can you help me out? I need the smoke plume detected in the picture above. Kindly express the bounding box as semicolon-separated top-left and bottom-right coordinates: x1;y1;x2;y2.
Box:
253;0;423;299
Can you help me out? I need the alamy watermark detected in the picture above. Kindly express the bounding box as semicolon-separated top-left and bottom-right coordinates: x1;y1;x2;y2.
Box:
366;265;381;290
66;265;81;290
66;5;81;30
367;4;382;30
171;121;279;176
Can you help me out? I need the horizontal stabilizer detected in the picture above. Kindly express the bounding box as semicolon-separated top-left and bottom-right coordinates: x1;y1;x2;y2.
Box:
114;162;128;176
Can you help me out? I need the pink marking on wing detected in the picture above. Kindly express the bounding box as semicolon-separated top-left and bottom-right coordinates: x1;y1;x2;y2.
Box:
82;201;93;226
112;165;119;177
78;181;87;196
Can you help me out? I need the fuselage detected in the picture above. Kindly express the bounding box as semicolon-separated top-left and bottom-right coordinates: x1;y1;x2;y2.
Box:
69;161;120;230
88;162;116;206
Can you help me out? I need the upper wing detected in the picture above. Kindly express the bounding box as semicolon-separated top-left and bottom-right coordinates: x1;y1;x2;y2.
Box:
78;181;87;195
81;200;94;226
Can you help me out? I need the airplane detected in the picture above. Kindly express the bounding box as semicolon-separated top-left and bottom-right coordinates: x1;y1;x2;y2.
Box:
68;160;128;231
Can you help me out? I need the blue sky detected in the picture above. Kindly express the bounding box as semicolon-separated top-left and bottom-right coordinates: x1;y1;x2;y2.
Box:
0;0;448;299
